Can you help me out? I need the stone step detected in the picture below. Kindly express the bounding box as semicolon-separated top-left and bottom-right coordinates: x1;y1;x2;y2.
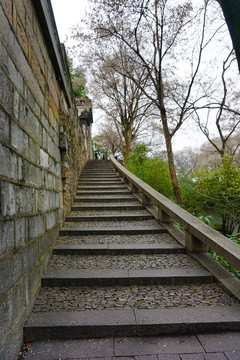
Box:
42;268;214;287
53;243;185;255
77;187;126;191
78;180;122;185
65;214;154;222
81;171;116;174
74;196;137;203
59;226;167;236
24;305;240;342
80;175;119;179
71;204;146;211
76;190;131;196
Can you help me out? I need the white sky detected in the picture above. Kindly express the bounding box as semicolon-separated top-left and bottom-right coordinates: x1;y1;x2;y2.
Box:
51;0;88;42
50;0;222;152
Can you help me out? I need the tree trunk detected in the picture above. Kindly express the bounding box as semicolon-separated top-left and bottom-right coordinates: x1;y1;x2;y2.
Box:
217;0;240;72
123;130;132;164
165;133;185;206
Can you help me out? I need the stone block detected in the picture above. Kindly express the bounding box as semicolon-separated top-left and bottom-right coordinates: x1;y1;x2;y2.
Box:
0;66;13;115
46;209;58;230
23;240;39;273
1;0;13;24
16;13;28;56
0;220;14;256
40;148;49;168
26;264;41;297
41;111;50;131
15;0;26;26
24;160;42;186
17;156;24;181
0;251;23;296
31;49;45;92
0;144;17;180
26;87;41;119
47;137;54;157
42;128;47;149
19;98;41;141
27;110;41;143
13;89;20;120
11;121;29;155
13;185;27;215
29;138;37;162
0;291;13;353
38;189;51;212
45;172;55;190
1;181;16;216
19;97;30;128
1;42;24;92
0;107;10;143
15;217;26;247
29;214;44;240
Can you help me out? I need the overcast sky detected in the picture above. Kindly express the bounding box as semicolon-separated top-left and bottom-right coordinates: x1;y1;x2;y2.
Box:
50;0;217;151
51;0;88;42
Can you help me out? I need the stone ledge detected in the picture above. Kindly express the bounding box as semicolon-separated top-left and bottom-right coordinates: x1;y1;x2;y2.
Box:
53;243;185;255
59;226;167;236
24;305;240;342
42;268;214;287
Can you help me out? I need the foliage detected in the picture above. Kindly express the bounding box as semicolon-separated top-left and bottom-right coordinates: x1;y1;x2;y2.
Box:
192;155;240;234
68;59;86;97
208;248;240;279
92;139;109;160
180;173;203;216
126;145;175;200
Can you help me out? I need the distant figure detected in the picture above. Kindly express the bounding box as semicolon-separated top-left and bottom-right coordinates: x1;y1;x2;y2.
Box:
102;154;105;160
95;151;98;160
114;155;118;159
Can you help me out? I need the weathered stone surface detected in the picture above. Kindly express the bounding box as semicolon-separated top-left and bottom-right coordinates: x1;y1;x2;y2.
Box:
0;1;89;359
0;220;14;256
0;108;10;143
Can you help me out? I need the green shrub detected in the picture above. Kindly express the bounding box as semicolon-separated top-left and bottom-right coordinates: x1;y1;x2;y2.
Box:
126;145;175;200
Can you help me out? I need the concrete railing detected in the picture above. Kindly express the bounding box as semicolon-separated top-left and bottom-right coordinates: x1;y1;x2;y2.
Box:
110;155;240;270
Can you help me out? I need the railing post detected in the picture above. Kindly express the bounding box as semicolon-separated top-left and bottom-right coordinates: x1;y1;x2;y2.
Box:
158;209;173;223
140;193;154;205
185;231;208;253
129;182;139;193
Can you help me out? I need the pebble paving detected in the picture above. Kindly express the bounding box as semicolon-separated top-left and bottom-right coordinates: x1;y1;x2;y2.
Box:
75;194;134;199
77;201;140;205
48;254;201;270
57;233;177;245
69;210;150;216
63;219;160;229
32;283;236;313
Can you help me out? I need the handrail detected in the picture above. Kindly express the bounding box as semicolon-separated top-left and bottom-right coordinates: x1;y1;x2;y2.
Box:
110;154;240;269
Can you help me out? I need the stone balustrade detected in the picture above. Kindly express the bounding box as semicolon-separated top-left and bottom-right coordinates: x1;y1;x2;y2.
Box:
110;155;240;270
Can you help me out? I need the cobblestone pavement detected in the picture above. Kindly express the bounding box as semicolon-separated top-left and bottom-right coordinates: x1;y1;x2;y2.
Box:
32;283;235;313
57;233;177;245
48;254;201;270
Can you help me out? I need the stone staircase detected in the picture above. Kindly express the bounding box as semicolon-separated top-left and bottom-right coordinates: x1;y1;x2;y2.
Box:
23;160;240;349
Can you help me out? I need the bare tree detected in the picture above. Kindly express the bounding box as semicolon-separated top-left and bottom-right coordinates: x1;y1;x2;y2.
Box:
89;48;151;162
76;0;225;205
94;123;121;156
194;50;240;159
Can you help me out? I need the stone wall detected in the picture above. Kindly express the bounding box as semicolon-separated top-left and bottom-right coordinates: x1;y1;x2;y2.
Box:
0;1;92;358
